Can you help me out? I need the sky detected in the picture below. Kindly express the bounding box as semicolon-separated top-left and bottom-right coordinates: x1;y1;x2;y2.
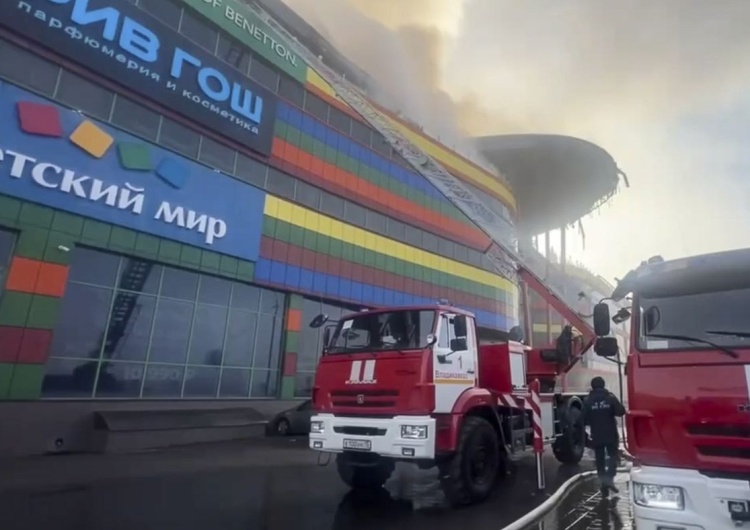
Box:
280;0;750;282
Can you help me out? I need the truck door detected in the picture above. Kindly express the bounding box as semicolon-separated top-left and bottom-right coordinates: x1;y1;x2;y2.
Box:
433;313;476;413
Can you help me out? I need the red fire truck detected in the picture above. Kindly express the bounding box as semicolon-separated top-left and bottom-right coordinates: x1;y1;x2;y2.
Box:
307;269;601;506
592;249;750;529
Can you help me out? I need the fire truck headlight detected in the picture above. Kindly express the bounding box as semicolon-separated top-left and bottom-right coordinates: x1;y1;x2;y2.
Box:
310;421;325;434
401;425;428;439
633;482;684;510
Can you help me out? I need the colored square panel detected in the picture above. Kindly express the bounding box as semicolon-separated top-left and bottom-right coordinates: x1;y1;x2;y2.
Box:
5;257;42;294
282;353;298;377
70;121;114;158
118;142;152;171
156;158;188;189
16;101;62;137
17;328;52;364
35;262;70;298
0;326;23;363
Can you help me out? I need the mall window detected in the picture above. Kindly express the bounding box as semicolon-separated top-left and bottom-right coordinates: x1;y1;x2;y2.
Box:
180;9;219;52
137;0;182;30
0;229;16;295
304;93;329;123
327;107;352;136
216;33;252;76
249;57;280;92
279;74;305;108
235;153;268;189
297;298;358;397
199;136;237;174
266;168;297;200
294;181;322;210
42;248;284;399
111;95;161;142
56;70;114;121
0;40;60;97
350;120;373;147
158;117;201;159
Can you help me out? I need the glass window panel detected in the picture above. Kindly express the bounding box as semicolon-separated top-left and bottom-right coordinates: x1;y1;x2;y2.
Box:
41;358;97;398
159;118;200;158
235;154;267;188
160;267;199;300
303;92;329;122
180;10;218;52
223;310;258;367
199;136;236;174
266;168;296;199
422;232;439;253
328;107;351;135
142;364;184;397
102;293;155;362
68;247;120;287
252;313;282;370
350;120;372;146
249;58;279;91
344;201;366;226
94;361;144;398
116;259;161;295
49;284;112;359
279;75;305;107
198;275;232;306
138;0;181;29
320;192;344;218
294;372;314;398
365;210;387;234
184;367;220;397
294;180;321;210
231;283;261;311
0;40;59;96
259;289;284;315
56;70;114;121
111;96;160;141
188;304;228;365
216;32;250;74
149;299;194;363
219;368;251;397
250;369;278;398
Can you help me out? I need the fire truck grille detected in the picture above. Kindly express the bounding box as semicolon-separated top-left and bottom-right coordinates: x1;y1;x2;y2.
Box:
330;389;399;408
333;426;387;436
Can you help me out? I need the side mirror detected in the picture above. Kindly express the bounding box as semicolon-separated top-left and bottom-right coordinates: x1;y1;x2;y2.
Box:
310;313;329;329
613;308;631;325
450;338;467;352
593;303;611;336
454;315;467;338
594;336;619;358
508;325;524;343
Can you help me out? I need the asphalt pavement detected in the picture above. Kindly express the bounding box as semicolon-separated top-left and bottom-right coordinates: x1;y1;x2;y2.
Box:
0;437;632;530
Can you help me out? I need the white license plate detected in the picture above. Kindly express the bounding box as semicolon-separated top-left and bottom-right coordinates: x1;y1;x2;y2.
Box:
343;438;371;451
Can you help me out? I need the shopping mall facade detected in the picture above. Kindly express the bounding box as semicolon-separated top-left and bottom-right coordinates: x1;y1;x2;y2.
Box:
0;0;547;454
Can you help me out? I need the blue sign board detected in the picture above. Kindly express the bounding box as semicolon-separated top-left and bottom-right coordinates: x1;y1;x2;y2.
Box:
0;82;266;262
1;0;277;156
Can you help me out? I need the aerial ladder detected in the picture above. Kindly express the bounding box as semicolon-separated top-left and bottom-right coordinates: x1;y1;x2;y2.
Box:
246;2;597;363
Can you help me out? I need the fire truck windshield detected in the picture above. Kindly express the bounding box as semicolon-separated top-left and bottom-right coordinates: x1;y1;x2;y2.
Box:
638;286;750;352
328;310;437;354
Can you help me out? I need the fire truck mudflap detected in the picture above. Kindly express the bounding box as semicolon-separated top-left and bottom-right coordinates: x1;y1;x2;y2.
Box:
309;413;436;459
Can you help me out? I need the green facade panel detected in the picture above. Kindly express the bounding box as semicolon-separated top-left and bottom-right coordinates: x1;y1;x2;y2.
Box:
280;376;295;400
7;364;44;400
0;363;14;399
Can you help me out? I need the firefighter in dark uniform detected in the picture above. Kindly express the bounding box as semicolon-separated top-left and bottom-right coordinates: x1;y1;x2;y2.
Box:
582;376;626;495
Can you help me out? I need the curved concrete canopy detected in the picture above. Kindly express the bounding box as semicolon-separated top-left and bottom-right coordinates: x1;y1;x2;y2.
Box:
475;134;621;236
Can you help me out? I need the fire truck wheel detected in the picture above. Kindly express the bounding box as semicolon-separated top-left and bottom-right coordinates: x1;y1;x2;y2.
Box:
439;416;500;506
552;406;585;464
336;454;394;490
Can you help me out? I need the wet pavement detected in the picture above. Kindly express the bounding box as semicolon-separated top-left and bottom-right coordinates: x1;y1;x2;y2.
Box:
523;473;633;530
0;437;632;530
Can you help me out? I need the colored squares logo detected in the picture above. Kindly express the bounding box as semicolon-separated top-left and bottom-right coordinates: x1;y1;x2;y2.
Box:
70;121;114;159
118;143;151;171
16;101;62;137
156;158;188;189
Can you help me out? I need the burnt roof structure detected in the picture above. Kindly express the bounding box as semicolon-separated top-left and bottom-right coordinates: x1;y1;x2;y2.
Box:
475;134;623;236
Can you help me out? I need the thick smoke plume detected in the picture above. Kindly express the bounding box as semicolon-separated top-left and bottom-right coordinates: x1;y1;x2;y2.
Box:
280;0;750;279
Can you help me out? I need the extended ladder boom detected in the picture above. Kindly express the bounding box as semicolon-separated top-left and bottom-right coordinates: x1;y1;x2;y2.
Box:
248;1;596;345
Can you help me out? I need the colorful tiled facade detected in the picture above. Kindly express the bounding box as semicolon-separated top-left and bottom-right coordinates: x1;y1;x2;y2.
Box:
0;0;531;404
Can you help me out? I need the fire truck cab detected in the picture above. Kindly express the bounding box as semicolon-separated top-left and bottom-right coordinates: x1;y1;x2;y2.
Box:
308;304;590;506
592;248;750;530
